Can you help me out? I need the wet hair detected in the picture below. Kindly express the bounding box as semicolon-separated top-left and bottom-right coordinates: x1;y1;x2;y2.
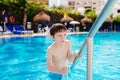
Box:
50;23;67;36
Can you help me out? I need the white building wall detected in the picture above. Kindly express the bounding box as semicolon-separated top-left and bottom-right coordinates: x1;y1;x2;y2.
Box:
112;2;120;16
49;0;61;8
61;0;68;7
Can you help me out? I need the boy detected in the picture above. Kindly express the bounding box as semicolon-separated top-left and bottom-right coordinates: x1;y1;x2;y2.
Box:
47;23;79;80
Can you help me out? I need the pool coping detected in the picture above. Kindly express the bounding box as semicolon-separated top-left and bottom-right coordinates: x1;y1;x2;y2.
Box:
0;32;88;38
0;32;119;38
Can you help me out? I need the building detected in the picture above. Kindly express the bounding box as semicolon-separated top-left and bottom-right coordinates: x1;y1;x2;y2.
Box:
49;0;61;8
60;0;120;16
112;2;120;16
61;0;105;15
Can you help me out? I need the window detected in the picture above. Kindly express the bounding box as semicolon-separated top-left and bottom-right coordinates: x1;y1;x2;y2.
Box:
77;2;79;5
84;2;87;5
117;10;120;13
93;2;96;5
69;2;75;5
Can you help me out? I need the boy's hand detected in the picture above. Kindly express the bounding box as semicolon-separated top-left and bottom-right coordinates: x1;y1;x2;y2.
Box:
60;67;68;74
79;53;83;58
74;50;83;58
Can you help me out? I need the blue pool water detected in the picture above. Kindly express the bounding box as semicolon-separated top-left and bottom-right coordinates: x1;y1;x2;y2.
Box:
0;32;120;80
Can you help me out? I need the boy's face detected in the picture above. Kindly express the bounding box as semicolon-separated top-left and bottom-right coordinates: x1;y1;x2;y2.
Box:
52;31;67;44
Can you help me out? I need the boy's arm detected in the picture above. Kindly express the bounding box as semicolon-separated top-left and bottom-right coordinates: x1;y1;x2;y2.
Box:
67;41;77;62
67;41;83;62
47;49;54;71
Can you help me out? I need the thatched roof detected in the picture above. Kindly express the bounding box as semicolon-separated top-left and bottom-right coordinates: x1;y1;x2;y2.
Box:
33;11;50;21
61;16;73;22
81;17;92;23
104;18;112;23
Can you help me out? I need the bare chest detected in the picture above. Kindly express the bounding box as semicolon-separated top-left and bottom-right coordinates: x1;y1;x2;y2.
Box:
53;46;68;59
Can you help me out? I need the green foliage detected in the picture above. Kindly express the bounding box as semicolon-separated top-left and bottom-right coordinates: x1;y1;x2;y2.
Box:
0;0;11;8
0;0;27;9
50;6;72;16
84;8;97;21
109;13;113;20
49;6;83;23
27;1;48;21
114;16;120;24
11;0;26;6
49;10;63;24
69;13;84;21
0;1;96;24
73;10;80;15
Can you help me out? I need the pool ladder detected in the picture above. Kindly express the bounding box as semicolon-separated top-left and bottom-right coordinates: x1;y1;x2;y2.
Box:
71;0;119;80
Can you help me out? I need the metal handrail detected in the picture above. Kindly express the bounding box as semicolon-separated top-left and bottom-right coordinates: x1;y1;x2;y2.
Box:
71;0;119;69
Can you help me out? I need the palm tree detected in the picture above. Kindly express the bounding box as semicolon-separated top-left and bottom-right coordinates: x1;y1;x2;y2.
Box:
0;0;27;27
12;0;27;27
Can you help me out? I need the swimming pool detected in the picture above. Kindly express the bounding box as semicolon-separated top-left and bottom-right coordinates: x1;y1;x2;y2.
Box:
0;32;120;80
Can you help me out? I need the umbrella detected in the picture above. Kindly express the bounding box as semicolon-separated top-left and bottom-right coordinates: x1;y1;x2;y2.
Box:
103;18;112;29
104;18;112;23
81;17;92;23
81;17;92;27
61;16;73;22
70;21;80;25
33;11;50;21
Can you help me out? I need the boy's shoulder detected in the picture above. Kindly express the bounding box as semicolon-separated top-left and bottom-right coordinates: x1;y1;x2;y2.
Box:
47;43;54;52
66;40;70;42
47;40;70;51
66;40;71;45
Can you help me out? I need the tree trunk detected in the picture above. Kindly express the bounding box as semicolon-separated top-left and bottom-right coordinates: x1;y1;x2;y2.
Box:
23;8;27;28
